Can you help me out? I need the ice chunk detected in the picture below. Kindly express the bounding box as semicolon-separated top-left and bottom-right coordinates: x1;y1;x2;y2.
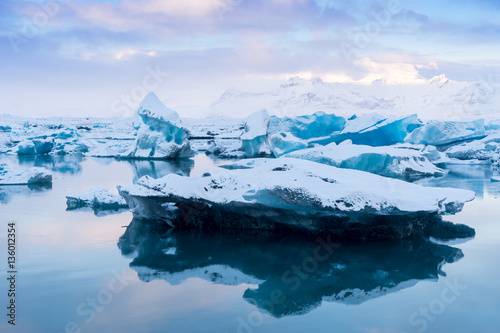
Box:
66;188;128;210
269;132;308;157
486;119;500;132
332;114;421;146
269;111;346;140
118;158;474;237
492;176;500;182
277;142;444;179
240;109;271;157
445;133;500;161
16;138;54;155
120;92;194;159
406;119;486;146
0;164;52;185
421;145;451;164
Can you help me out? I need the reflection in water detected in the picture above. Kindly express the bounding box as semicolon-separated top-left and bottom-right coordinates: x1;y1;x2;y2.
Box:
415;164;499;197
118;218;471;318
126;159;194;182
0;183;52;204
17;154;85;174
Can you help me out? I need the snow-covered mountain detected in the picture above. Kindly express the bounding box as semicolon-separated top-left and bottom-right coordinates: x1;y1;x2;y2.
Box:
208;75;499;120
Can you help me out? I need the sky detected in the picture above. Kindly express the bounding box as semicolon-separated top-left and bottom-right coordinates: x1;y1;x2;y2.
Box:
0;0;499;118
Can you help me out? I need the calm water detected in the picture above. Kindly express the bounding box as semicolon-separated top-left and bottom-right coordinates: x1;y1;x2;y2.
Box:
1;154;499;333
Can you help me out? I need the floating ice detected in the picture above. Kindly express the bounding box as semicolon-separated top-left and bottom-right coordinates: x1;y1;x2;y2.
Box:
118;158;475;238
66;187;128;211
406;119;486;146
0;163;52;185
269;132;308;157
492;176;500;182
269;111;346;140
280;141;444;179
445;134;500;161
16;138;54;155
120;92;194;159
240;109;271;158
333;114;421;146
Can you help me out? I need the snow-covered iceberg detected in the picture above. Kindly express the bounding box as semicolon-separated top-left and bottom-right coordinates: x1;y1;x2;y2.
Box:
278;141;444;179
445;133;500;161
120;92;194;159
406;119;486;146
240;109;271;157
66;188;128;212
118;158;474;238
0;163;52;185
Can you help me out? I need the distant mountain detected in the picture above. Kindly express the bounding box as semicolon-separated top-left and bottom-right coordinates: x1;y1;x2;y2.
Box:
208;75;499;119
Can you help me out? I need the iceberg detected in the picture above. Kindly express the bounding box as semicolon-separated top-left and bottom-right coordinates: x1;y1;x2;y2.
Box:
421;145;451;164
332;114;421;146
279;141;444;179
240;109;271;158
120;92;194;159
268;111;346;140
66;188;128;211
16;138;54;155
0;163;52;185
118;158;475;239
445;134;500;161
269;132;308;157
406;119;486;146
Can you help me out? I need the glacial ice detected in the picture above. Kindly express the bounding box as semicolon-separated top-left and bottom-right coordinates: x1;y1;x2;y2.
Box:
268;111;346;140
66;187;128;211
240;109;271;157
406;119;486;146
280;141;444;179
120;92;194;159
332;114;421;146
269;132;308;157
0;163;52;185
118;158;475;238
16;138;54;155
445;134;500;161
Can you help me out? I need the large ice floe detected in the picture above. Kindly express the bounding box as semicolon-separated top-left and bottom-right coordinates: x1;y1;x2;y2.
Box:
406;119;486;146
120;92;194;159
0;163;52;185
118;158;475;239
274;141;444;179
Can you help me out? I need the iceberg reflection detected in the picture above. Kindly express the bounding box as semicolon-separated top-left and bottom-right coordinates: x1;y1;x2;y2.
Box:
118;218;473;317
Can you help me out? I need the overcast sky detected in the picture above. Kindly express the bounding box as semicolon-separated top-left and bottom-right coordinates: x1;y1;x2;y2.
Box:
1;0;499;117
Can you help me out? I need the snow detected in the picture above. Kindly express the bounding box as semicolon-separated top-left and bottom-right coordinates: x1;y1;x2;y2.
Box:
406;119;486;146
279;142;444;179
240;109;271;157
118;158;474;237
208;76;500;119
120;92;194;159
0;163;52;185
66;187;128;210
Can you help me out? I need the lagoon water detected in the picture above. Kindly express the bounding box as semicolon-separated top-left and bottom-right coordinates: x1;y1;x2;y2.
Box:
1;154;499;333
